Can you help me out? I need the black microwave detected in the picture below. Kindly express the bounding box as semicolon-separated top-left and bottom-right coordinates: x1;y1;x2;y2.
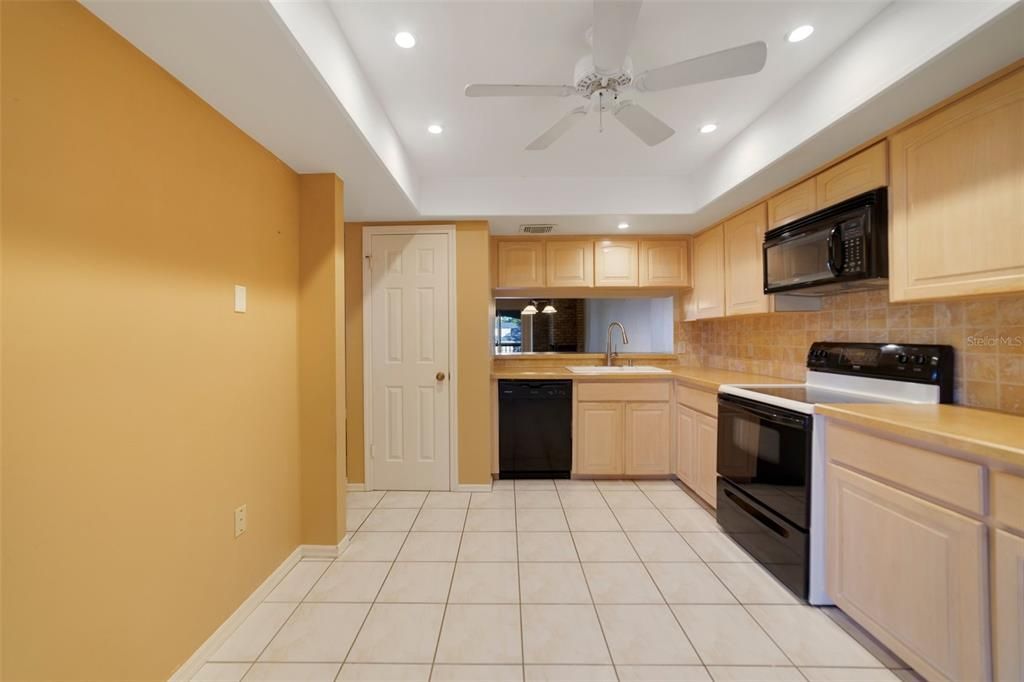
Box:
763;188;888;295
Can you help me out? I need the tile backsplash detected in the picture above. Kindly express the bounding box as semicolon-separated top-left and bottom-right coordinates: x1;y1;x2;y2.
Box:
675;290;1024;415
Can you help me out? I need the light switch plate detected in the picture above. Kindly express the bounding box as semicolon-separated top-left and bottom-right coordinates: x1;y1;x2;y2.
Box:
234;285;247;313
234;504;247;537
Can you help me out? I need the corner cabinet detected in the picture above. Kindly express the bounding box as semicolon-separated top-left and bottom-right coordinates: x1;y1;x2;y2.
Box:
889;67;1024;301
724;203;772;316
639;239;691;288
594;239;639;287
496;241;545;288
545;240;594;287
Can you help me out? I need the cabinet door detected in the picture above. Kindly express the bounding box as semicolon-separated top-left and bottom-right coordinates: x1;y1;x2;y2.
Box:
816;141;887;208
889;69;1024;301
624;402;671;476
497;241;545;288
576;402;624;475
546;240;594;287
767;178;817;229
691;225;725;319
695;413;718;508
675;404;698;488
994;528;1024;682
594;239;639;287
639;240;691;288
827;464;988;682
724;203;772;316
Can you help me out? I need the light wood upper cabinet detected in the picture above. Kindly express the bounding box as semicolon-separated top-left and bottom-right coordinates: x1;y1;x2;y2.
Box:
827;463;988;682
496;241;545;288
594;239;639;287
816;141;887;208
675;404;698;489
576;402;624;476
639;239;691;288
889;68;1024;302
993;528;1024;682
545;240;594;287
689;225;725;320
767;178;817;229
624;402;671;476
694;413;718;508
724;203;772;316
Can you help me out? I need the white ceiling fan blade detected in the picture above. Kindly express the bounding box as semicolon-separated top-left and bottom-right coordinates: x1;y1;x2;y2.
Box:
633;41;767;92
465;84;576;97
592;0;643;76
526;107;588;150
613;102;675;146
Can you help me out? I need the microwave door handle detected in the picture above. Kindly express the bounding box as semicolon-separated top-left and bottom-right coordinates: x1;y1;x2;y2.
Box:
826;225;843;275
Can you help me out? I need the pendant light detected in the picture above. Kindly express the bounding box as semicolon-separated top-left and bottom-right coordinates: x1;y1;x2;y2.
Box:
541;303;557;314
521;302;538;315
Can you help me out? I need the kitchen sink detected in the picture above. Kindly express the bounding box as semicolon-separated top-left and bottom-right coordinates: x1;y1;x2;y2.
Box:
566;365;672;374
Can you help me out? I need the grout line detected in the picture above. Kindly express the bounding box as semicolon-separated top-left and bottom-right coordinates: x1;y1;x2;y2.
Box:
427;502;468;680
515;481;526;681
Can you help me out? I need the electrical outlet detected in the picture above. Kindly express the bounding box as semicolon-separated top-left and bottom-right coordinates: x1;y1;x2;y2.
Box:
234;504;247;537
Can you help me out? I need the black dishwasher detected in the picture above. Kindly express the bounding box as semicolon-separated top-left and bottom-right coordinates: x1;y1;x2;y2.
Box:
498;380;572;479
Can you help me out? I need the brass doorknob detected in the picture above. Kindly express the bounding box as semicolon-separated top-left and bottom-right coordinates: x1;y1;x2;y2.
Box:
436;371;446;381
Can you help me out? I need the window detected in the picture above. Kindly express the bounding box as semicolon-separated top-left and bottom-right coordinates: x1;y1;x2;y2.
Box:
494;313;522;354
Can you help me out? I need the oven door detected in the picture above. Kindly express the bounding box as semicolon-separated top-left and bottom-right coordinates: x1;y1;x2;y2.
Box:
716;394;812;530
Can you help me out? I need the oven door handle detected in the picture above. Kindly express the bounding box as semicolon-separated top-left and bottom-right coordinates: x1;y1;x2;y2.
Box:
723;488;791;539
721;397;808;428
826;224;843;275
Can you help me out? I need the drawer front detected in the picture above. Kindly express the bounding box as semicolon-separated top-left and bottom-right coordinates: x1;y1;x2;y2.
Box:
576;381;670;402
825;421;984;515
992;471;1024;532
675;384;718;417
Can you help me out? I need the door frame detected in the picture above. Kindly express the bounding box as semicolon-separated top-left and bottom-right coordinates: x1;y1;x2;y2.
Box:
361;225;459;492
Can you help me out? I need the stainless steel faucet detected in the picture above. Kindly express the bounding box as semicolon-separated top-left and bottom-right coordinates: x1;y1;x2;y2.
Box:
606;321;630;366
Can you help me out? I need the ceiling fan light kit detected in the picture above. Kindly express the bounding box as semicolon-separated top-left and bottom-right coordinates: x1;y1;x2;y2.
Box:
464;0;768;150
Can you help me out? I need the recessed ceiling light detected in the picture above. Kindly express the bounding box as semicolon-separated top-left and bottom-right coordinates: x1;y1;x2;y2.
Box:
699;123;718;134
394;31;416;48
787;25;814;43
617;222;630;230
427;124;443;135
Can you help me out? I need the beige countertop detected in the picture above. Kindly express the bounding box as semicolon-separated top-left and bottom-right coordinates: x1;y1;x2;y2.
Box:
817;403;1024;469
491;365;796;392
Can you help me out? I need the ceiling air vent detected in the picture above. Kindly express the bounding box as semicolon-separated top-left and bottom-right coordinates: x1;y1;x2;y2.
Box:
519;223;555;234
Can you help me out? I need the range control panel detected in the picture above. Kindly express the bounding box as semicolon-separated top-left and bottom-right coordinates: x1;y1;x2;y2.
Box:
806;342;954;400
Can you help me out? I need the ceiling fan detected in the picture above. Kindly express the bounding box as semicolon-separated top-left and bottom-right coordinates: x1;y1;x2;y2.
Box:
464;0;767;149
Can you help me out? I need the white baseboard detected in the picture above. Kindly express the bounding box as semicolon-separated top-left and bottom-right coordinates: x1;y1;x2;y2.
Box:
455;483;492;492
169;536;350;681
346;482;366;492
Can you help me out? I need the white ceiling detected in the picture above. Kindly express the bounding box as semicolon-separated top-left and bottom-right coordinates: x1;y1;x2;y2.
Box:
83;0;1024;234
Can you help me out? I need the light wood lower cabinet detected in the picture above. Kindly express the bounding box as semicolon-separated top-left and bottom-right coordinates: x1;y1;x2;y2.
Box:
675;405;698;490
625;402;671;476
674;400;718;508
576;383;672;477
576;402;625;475
993;528;1024;682
827;463;988;682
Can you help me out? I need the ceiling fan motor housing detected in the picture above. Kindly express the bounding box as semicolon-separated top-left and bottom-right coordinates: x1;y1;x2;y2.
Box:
573;54;633;98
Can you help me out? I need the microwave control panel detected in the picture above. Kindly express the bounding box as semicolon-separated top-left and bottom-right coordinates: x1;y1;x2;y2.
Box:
838;219;866;273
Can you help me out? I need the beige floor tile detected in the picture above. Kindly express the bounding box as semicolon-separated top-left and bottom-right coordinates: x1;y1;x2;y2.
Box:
572;532;639;562
595;480;639;491
377;562;454;603
662;509;721;532
337;663;431;681
565;507;621;531
582;563;663;604
265;561;331;602
347;508;371;532
518;532;579;561
435;604;523;664
210;603;296;662
602;491;656;509
617;665;712;681
244;662;341;681
517;508;570;531
522;605;612;664
516;491;562;508
347;491;386;509
377;491;427;509
558;491;610;509
707;666;804;681
746;605;882;667
516;479;557;490
644;491;703;509
361;508;419;532
597;604;700;665
799;668;900;681
519;562;592;604
635;480;684;492
646;564;736;604
707;563;798;604
347;603;445;663
465;508;516;531
470;491;515;509
525;664;617;681
491;479;515;490
191;662;249;681
458;532;518;562
339;532;407;562
627;532;701;562
305;562;391;602
672;605;788;666
613;508;674;531
680;533;752;563
397;532;462;562
431;664;523;681
449;562;520;603
260;603;369;662
423;492;471;509
555;479;597;490
411;508;466;532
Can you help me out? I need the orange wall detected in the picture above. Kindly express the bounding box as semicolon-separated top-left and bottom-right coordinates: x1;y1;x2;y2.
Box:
344;222;492;486
2;3;303;678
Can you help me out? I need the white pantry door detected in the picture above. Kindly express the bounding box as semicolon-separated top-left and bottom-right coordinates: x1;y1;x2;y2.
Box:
368;232;452;491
